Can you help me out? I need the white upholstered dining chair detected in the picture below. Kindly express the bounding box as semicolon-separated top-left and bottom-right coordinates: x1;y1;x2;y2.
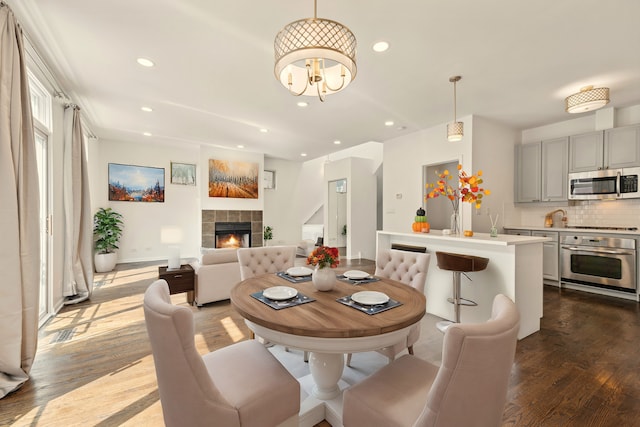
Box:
342;294;520;427
237;245;297;280
346;249;431;367
143;280;300;427
236;245;302;356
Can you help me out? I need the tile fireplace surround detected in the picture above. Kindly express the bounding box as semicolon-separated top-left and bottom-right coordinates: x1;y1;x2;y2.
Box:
202;210;263;248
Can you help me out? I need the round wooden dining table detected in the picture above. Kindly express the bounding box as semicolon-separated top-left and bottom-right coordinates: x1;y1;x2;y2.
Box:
230;273;426;406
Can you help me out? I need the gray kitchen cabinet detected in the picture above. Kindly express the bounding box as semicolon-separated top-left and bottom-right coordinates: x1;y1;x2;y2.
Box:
532;231;559;282
605;124;640;169
569;125;640;172
541;137;568;202
503;228;532;236
515;142;541;202
568;131;603;172
515;138;567;203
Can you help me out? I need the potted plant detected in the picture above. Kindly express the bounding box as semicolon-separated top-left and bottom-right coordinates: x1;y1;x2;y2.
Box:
93;207;124;272
263;225;273;246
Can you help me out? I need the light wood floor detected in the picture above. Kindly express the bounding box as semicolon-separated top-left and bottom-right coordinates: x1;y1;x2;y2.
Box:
2;260;639;426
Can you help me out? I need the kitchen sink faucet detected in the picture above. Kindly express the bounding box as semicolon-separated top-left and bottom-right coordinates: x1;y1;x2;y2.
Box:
544;209;567;228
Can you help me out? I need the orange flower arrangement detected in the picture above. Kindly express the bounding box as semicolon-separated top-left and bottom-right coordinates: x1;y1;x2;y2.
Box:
425;164;490;210
307;245;340;269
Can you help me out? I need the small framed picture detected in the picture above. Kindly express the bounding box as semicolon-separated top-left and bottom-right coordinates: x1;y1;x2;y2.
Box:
171;162;196;186
264;170;276;189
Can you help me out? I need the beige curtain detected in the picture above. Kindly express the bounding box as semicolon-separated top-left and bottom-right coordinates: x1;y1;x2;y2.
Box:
62;105;93;304
0;3;41;398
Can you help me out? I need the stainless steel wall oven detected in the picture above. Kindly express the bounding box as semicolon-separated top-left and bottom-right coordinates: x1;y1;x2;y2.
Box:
560;235;637;293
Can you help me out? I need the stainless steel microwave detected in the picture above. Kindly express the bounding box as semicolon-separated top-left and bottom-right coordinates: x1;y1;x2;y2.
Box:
568;167;640;200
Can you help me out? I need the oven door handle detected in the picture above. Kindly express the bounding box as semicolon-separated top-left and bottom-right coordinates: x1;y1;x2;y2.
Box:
561;246;635;256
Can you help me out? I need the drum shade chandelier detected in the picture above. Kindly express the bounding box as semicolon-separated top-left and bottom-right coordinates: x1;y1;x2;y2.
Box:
447;76;464;142
274;0;357;102
565;85;610;113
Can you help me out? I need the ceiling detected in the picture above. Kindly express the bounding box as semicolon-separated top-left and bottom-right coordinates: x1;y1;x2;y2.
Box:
10;0;640;161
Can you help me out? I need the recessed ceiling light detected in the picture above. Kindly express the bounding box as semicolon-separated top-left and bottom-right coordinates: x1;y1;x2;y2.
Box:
136;57;155;67
373;41;389;52
334;140;341;145
301;153;307;157
385;120;394;126
141;106;153;112
297;101;308;107
259;128;268;133
237;145;244;149
143;132;152;137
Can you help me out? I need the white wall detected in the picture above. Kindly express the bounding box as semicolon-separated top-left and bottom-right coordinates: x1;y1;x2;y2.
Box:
383;115;473;232
263;158;302;245
89;139;201;263
472;117;519;232
325;157;377;260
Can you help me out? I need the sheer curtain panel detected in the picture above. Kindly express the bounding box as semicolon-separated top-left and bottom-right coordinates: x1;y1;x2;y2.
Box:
62;105;93;304
0;2;41;398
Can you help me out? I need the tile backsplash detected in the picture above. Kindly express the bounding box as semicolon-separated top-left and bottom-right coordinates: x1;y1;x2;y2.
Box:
517;199;640;228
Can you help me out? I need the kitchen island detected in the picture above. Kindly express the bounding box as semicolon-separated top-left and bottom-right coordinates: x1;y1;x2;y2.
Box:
377;230;549;339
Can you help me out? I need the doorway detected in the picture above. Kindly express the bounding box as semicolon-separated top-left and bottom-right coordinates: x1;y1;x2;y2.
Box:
424;160;459;230
327;179;347;256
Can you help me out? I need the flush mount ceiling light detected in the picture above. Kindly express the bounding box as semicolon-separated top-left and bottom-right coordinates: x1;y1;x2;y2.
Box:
565;85;610;113
447;76;463;142
274;0;357;102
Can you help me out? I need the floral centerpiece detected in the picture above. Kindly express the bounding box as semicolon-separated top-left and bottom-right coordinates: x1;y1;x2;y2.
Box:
307;245;340;269
306;245;340;291
425;164;490;234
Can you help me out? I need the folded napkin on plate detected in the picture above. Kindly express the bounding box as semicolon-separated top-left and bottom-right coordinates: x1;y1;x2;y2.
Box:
337;275;380;285
277;271;312;283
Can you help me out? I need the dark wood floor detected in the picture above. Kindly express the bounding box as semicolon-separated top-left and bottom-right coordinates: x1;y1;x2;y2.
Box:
2;260;639;426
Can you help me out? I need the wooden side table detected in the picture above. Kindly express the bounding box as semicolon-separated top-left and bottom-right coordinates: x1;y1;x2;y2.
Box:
158;264;194;304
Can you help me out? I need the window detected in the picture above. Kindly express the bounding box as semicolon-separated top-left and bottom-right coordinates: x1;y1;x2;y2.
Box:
28;69;52;131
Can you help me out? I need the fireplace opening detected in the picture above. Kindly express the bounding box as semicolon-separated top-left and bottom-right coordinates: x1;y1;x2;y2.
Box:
215;222;251;248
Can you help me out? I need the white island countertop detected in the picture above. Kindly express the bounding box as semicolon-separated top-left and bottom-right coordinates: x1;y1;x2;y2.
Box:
378;230;550;246
377;230;546;339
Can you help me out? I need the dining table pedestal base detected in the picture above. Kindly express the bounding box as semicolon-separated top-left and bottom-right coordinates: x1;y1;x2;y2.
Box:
308;352;345;399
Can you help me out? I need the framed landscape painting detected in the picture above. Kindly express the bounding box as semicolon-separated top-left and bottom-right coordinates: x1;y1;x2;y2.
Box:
108;163;165;202
171;162;196;185
208;159;259;199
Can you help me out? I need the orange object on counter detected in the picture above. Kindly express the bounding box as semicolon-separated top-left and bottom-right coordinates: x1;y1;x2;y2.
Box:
464;230;474;237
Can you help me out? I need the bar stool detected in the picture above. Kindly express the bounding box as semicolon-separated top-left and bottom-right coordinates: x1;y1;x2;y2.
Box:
435;251;489;332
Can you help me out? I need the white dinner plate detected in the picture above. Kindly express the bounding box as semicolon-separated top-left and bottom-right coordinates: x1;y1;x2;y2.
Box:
286;266;313;277
263;286;298;301
351;291;389;305
343;270;371;280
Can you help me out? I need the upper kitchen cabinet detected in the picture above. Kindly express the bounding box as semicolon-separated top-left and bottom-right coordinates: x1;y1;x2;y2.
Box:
605;125;640;169
568;131;603;172
541;137;569;201
569;125;640;172
515;137;568;203
515;142;541;202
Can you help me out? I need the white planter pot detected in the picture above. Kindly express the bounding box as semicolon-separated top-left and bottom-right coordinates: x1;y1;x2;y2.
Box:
94;252;117;273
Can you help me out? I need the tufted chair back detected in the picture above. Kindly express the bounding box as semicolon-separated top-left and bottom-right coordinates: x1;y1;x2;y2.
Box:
237;246;297;280
375;249;431;292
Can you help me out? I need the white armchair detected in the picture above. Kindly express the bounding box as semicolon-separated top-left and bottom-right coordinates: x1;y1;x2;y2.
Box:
190;248;241;306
